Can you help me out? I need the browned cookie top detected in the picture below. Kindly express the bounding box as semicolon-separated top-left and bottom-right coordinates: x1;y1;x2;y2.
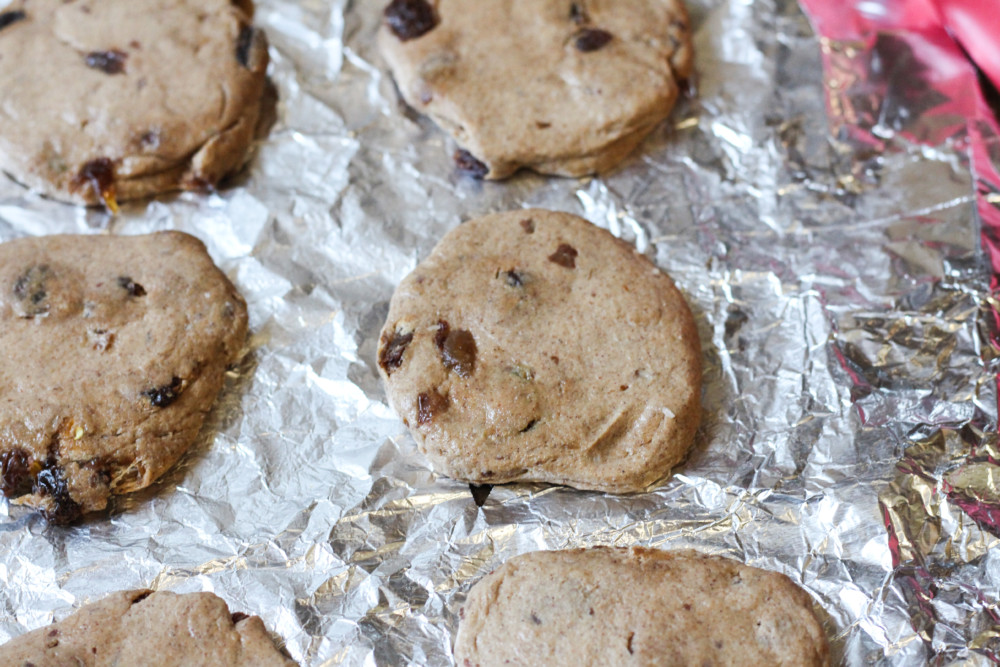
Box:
377;209;701;493
0;590;296;666
378;0;693;179
0;232;247;523
0;0;268;208
455;547;831;667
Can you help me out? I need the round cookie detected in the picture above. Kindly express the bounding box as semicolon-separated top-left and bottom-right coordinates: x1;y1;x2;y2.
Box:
376;209;701;493
0;0;269;208
455;548;831;667
377;0;693;179
0;232;248;523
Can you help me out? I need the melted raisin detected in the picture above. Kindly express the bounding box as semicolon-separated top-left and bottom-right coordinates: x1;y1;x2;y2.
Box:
384;0;438;41
117;276;146;297
235;25;255;68
417;389;448;424
35;466;82;525
85;50;127;74
73;158;116;202
1;449;34;497
454;149;488;179
440;328;476;377
574;28;612;52
0;10;26;31
548;243;578;268
379;330;414;375
143;376;182;408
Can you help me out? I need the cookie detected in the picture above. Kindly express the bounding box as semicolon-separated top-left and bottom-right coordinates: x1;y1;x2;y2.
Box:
455;547;831;667
0;232;248;523
376;209;701;493
0;0;269;209
378;0;693;179
0;589;296;666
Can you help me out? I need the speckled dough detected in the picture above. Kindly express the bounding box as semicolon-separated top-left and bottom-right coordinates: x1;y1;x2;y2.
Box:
0;589;296;666
0;232;248;523
0;0;268;206
378;0;693;179
455;548;831;667
377;209;701;493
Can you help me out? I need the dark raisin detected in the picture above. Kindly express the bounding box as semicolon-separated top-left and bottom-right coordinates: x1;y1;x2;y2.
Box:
440;328;476;377
417;389;448;425
0;9;26;31
500;269;524;287
1;449;34;497
131;591;153;605
574;28;613;52
378;329;414;375
531;612;543;625
13;264;51;318
235;25;255;68
434;320;450;350
454;149;488;179
548;243;578;268
627;632;635;654
384;0;438;41
519;419;538;433
569;2;588;25
143;376;183;408
520;218;535;234
231;612;250;624
117;276;146;297
72;158;116;203
84;49;127;74
35;466;82;525
469;483;492;507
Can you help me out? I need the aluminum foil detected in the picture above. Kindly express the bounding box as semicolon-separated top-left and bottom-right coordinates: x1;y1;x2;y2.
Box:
1;0;998;664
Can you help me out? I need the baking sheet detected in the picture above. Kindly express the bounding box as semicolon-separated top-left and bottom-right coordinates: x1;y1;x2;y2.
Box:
2;0;998;664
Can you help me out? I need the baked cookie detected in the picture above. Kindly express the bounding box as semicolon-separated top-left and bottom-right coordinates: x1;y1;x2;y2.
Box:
0;232;248;523
455;547;831;667
0;589;296;666
376;209;701;493
0;0;269;209
378;0;693;179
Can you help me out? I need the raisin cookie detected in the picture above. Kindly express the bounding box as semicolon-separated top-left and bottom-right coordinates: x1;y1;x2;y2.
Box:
455;547;831;667
377;209;701;493
378;0;693;179
0;589;296;666
0;232;248;523
0;0;268;209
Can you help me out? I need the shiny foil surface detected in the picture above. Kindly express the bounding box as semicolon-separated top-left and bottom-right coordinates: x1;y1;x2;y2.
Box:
1;0;998;664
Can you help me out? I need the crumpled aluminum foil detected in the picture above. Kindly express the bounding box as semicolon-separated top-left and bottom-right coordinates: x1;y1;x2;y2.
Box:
1;0;998;664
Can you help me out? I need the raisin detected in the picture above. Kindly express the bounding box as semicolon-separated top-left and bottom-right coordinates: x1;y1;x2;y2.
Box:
569;2;588;25
434;320;450;350
131;591;153;605
519;419;538;433
548;243;578;268
1;449;34;497
13;264;51;318
117;276;147;297
235;25;255;68
454;149;488;179
139;130;161;149
0;9;26;32
35;466;82;525
231;612;250;624
384;0;438;41
469;483;492;507
440;328;476;377
379;329;414;375
520;218;535;234
500;269;524;287
574;28;613;52
143;376;183;408
85;49;127;74
627;632;635;654
72;158;116;204
531;612;543;625
417;389;448;425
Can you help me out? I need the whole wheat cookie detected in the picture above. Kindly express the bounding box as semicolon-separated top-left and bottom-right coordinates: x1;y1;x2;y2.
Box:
378;0;693;179
0;589;296;666
0;0;269;209
455;547;831;667
0;232;248;523
376;209;701;493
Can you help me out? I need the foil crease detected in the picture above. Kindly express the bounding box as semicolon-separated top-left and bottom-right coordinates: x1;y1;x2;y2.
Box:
1;0;998;664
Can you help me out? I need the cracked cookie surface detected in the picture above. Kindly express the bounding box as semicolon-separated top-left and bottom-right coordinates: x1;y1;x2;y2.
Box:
377;209;701;493
0;232;247;522
378;0;693;179
0;0;268;206
455;548;831;667
0;590;296;666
